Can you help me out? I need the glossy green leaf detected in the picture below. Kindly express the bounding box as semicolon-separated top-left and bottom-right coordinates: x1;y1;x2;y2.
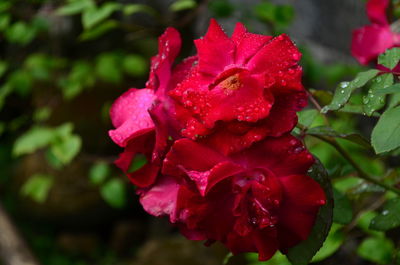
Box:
100;178;126;208
286;159;333;265
363;73;393;116
388;92;400;109
321;69;379;113
371;106;400;153
332;188;353;224
369;198;400;231
378;47;400;70
89;162;110;185
357;236;394;264
21;174;54;203
375;83;400;95
311;224;345;262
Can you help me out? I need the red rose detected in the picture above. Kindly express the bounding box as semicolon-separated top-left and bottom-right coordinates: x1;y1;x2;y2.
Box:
351;0;400;65
140;134;325;261
109;19;326;261
169;20;307;154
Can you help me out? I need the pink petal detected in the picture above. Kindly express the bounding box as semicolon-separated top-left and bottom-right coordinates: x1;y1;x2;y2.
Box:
139;175;180;222
109;88;156;147
351;25;396;65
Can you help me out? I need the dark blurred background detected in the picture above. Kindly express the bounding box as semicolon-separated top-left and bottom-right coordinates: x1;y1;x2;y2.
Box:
1;0;388;265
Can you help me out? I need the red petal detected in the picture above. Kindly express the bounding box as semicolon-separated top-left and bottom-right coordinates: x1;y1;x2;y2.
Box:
247;34;301;75
109;88;155;147
194;19;235;75
163;139;242;194
367;0;389;25
147;27;181;94
231;134;315;177
231;22;273;65
115;133;159;187
253;229;279;261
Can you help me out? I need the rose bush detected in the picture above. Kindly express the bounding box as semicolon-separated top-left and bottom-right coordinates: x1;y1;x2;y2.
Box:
109;19;326;261
351;0;400;66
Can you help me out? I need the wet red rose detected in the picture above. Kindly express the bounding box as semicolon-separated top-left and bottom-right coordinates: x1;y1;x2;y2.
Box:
109;19;326;261
351;0;400;65
139;135;326;261
169;19;307;154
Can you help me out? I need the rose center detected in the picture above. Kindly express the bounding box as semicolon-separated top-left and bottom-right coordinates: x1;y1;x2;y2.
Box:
219;74;241;91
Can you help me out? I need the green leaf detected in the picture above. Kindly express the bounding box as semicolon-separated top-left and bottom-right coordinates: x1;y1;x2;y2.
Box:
298;109;319;128
89;162;110;185
100;178;126;208
123;55;148;77
0;83;13;110
33;107;51;122
321;69;379;113
128;154;148;173
82;3;121;29
332;188;353;224
95;53;122;83
0;60;8;78
363;73;394;116
311;224;345;262
8;70;33;96
307;126;371;149
79;20;118;41
170;0;197;11
56;0;95;16
50;134;81;165
123;4;157;16
388;92;400;109
5;21;37;45
0;14;10;31
13;127;55;156
254;2;277;22
375;83;400;95
369;198;400;231
286;159;333;265
371;106;400;153
357;236;394;264
21;174;54;203
378;47;400;70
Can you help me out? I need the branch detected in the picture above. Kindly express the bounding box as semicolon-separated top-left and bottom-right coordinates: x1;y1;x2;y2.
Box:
0;203;41;265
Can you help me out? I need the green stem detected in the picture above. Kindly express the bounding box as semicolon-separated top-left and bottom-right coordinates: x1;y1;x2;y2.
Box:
312;134;400;195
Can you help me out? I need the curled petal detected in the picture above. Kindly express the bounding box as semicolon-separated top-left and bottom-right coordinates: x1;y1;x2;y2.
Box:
109;88;155;147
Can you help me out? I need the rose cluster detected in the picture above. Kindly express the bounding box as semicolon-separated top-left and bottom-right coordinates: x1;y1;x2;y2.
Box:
351;0;400;66
109;20;326;261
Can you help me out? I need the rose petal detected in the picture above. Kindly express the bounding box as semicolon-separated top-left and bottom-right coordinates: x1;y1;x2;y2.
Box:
194;19;235;75
109;88;156;147
367;0;389;25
